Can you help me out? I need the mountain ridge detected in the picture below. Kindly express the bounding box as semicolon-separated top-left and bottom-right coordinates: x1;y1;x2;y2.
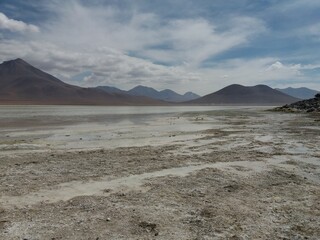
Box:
187;84;300;105
0;59;165;105
275;87;319;100
97;85;201;102
0;58;304;106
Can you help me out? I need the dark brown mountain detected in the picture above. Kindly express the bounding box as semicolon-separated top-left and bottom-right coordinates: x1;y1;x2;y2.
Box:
187;84;300;105
0;59;163;105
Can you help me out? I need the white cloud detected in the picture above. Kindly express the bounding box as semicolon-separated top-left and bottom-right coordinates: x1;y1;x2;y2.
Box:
204;59;310;87
115;16;265;66
0;1;267;94
0;39;201;93
2;1;319;95
186;58;320;94
38;1;265;67
266;61;302;75
0;12;39;33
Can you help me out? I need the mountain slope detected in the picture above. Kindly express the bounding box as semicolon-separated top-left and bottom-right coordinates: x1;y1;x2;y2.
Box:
128;85;160;99
125;85;200;102
159;89;200;102
183;92;200;101
188;84;300;105
0;59;163;105
276;87;319;100
98;85;200;102
96;86;127;95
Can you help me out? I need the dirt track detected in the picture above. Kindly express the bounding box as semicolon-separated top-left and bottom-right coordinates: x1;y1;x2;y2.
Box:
0;107;319;239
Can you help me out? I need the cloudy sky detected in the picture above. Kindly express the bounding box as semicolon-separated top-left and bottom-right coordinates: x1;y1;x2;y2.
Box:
0;0;320;95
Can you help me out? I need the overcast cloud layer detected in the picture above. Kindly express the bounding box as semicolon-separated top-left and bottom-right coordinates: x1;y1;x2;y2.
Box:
0;0;319;94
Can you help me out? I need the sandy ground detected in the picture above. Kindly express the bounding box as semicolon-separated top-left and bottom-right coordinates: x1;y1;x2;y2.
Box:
0;107;319;239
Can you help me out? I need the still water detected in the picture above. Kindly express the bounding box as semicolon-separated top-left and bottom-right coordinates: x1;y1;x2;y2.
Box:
0;105;269;153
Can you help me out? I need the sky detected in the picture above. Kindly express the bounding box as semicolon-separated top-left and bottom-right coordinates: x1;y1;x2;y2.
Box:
0;0;320;95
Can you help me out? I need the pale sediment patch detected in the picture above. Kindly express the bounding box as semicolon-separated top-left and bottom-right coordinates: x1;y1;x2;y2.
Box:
0;155;308;209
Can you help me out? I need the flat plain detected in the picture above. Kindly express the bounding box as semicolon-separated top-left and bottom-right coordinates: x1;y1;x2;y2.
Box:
0;106;319;239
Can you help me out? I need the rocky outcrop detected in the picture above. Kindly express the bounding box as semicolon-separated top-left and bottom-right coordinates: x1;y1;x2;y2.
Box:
274;93;320;113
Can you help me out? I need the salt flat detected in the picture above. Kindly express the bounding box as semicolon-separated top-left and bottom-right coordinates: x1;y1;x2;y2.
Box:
0;106;319;239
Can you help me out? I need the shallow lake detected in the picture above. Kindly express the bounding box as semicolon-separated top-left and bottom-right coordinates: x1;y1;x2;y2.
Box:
0;105;262;118
0;105;271;154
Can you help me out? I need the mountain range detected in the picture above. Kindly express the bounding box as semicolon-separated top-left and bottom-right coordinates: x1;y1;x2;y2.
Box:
0;58;304;106
0;59;164;105
97;85;200;102
276;87;319;100
188;84;299;105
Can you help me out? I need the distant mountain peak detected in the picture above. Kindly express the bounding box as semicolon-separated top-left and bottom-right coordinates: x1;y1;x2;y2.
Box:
0;58;164;105
134;85;152;89
2;58;29;66
227;84;242;88
0;58;41;76
276;87;319;100
97;85;200;102
183;92;200;98
13;58;26;63
129;85;156;92
160;89;176;94
188;84;299;105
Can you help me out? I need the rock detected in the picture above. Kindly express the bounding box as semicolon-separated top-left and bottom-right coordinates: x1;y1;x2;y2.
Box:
139;221;157;233
223;184;239;192
274;94;320;113
0;220;8;229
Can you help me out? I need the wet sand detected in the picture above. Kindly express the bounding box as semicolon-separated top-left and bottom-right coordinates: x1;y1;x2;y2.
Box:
0;106;319;239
